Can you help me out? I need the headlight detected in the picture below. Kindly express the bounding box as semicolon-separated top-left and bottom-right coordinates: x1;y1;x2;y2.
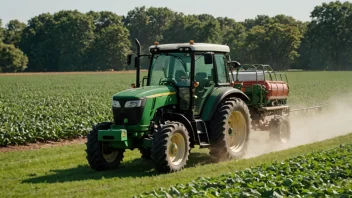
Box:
112;100;121;108
125;100;142;108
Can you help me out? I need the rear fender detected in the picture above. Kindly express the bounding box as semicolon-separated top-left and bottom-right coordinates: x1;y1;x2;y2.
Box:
201;87;249;121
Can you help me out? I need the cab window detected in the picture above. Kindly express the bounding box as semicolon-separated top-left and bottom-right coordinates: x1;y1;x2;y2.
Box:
215;54;229;84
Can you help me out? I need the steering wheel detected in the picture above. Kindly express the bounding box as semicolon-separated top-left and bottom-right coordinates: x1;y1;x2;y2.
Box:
159;78;177;86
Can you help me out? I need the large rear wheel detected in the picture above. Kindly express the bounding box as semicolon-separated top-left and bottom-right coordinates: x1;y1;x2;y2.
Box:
208;98;251;161
151;121;190;173
86;122;125;171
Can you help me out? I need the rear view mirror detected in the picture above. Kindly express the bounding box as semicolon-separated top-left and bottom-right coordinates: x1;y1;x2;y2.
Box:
127;54;133;65
204;53;213;65
226;55;231;62
231;61;241;69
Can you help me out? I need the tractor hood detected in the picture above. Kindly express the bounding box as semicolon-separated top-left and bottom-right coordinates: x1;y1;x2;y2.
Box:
112;85;177;100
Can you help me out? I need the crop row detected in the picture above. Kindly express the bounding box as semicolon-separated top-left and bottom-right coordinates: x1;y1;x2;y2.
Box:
1;72;352;145
136;144;352;197
0;74;135;146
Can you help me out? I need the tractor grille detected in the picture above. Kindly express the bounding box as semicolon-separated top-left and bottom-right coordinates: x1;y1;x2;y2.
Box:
112;100;145;125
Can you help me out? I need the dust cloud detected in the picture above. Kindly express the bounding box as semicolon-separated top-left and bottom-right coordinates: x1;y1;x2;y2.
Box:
245;94;352;158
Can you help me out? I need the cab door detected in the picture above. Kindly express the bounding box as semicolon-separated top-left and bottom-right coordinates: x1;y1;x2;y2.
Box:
193;54;215;115
214;53;231;85
193;53;230;115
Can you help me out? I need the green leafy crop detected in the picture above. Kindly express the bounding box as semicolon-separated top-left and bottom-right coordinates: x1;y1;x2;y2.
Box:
0;73;138;146
1;71;352;145
136;144;352;197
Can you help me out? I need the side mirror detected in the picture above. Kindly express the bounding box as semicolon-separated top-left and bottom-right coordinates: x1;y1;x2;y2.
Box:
204;53;213;65
226;55;231;62
127;54;133;65
231;61;241;69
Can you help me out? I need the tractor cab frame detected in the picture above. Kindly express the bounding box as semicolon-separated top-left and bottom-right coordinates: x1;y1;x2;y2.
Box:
146;41;236;119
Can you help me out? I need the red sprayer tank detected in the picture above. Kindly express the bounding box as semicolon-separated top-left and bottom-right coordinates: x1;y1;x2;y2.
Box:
232;64;289;101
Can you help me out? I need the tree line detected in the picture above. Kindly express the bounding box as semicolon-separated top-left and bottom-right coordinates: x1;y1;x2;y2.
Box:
0;1;351;72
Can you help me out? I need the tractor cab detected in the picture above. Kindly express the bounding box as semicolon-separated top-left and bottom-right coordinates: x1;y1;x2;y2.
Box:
146;41;233;116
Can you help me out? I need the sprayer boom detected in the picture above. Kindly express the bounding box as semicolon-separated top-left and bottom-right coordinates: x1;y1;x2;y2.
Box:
289;106;323;115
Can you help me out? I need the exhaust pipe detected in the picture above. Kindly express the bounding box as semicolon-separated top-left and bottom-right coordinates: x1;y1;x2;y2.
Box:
135;39;141;88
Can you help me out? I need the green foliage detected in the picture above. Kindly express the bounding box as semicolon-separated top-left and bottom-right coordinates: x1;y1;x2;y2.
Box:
88;25;131;71
299;1;352;70
87;11;131;71
0;131;351;198
286;71;352;107
241;15;271;30
3;20;26;47
163;13;222;44
136;144;352;197
3;1;352;71
216;17;247;60
1;71;352;145
0;19;4;42
0;73;139;146
243;23;302;70
19;13;56;72
124;6;176;52
19;11;130;72
87;11;123;32
123;6;177;67
52;10;95;71
0;43;28;72
237;14;305;69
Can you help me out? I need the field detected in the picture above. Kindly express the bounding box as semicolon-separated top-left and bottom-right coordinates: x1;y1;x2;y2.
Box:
0;71;148;145
139;142;352;197
1;71;352;146
0;133;351;197
1;71;352;197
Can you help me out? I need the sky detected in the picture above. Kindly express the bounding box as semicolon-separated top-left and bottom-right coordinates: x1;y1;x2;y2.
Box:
1;0;351;26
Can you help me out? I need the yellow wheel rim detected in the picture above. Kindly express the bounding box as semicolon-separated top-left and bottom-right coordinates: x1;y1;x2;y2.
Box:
102;144;119;163
168;132;186;166
226;110;247;153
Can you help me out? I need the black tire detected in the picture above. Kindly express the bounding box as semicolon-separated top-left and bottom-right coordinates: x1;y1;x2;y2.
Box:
139;148;151;160
151;121;190;173
269;116;291;143
85;122;125;171
208;98;251;161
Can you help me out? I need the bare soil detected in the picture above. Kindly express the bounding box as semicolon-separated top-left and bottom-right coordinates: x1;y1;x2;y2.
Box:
0;137;86;153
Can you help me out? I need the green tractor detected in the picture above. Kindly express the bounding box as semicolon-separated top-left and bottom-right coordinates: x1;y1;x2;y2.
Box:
85;39;291;173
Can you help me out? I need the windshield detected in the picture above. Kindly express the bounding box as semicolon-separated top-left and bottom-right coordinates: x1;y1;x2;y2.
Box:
149;52;191;86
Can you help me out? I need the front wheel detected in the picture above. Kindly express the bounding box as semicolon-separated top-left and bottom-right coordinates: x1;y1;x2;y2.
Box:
151;121;190;173
208;98;251;161
269;117;291;143
85;122;125;171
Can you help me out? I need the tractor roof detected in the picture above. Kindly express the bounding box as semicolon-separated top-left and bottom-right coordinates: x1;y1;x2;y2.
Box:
149;42;230;53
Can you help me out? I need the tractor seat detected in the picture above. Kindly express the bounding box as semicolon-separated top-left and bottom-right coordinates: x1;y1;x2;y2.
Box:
195;72;208;90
